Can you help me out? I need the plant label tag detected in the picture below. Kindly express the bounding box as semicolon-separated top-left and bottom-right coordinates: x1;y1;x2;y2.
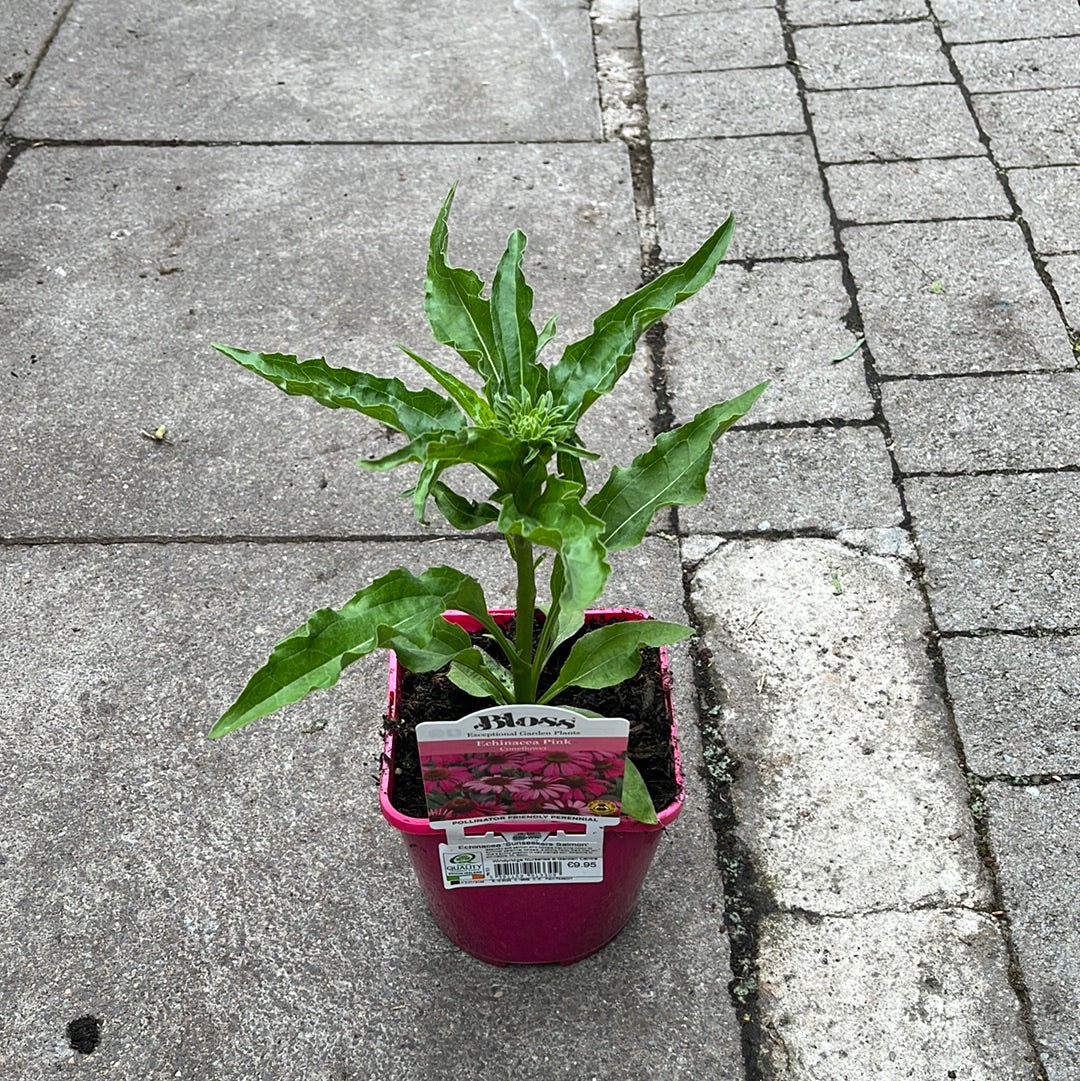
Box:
438;824;606;889
417;705;629;824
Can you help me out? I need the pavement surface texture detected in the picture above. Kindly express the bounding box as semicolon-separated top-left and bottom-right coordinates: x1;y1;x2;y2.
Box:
1;1;1077;1078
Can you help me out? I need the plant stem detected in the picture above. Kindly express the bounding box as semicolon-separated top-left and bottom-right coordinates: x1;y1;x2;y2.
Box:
510;534;538;700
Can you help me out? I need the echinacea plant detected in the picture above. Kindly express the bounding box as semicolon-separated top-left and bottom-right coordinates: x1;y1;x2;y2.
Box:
209;188;766;747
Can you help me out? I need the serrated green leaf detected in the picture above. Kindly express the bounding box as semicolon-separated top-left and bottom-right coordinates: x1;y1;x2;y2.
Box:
424;426;522;479
448;648;514;702
547;214;735;420
397;344;491;424
536;313;559;357
212;344;464;439
491;228;542;400
424;187;498;384
541;619;691;702
208;566;487;738
356;433;435;473
378;616;472;673
430;480;499;531
620;759;659;825
588;383;768;552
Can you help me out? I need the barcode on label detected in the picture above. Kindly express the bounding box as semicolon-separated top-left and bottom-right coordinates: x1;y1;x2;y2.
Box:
492;859;563;880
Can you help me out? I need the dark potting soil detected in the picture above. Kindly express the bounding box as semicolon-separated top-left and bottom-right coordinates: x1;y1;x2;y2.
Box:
383;613;680;818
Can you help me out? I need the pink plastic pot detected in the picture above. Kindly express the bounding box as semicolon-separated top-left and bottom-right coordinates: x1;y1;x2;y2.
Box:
378;607;684;966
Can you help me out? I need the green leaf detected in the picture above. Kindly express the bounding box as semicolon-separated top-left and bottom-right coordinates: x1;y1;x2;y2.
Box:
407;458;447;523
498;478;610;649
490;228;542;400
379;616;472;673
212;345;464;439
208;565;484;738
588;383;768;552
430;480;499;531
397;344;491;424
424;426;522;479
424;187;498;384
541;619;691;702
536;313;559;357
448;648;514;702
547;214;735;420
356;434;435;473
620;759;659;825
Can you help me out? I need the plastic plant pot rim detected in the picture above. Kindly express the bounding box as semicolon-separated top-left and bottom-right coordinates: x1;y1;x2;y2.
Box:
379;606;685;837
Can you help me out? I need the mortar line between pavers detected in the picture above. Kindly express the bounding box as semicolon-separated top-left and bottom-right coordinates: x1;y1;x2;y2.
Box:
774;5;1053;1075
978;773;1080;787
0;532;511;548
649;62;790;77
655;252;840;270
837;212;1012;227
803;79;954;92
903;464;1080;479
938;626;1080;639
2;135;604;150
971;84;1080;97
878;366;1080;381
786;16;931;29
925;1;1077;346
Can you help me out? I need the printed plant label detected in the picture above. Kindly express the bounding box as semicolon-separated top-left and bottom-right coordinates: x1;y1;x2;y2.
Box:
438;829;605;889
417;705;630;824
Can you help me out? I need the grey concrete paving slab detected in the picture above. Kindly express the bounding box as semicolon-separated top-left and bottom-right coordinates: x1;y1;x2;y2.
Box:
653;136;836;261
941;635;1080;776
1008;167;1080;255
691;538;990;915
882;372;1080;473
973;89;1080;167
648;68;805;139
826;157;1011;223
843;219;1072;375
786;0;929;22
641;8;787;72
0;142;656;540
951;37;1080;91
0;536;745;1080
683;427;902;534
10;0;600;143
808;84;985;162
0;0;60;122
932;0;1080;43
663;259;874;425
1046;255;1080;328
12;0;601;142
985;781;1080;1081
906;473;1080;631
793;20;952;90
755;909;1038;1080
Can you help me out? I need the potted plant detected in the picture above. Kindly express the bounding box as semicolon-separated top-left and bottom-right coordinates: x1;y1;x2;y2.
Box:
208;187;766;964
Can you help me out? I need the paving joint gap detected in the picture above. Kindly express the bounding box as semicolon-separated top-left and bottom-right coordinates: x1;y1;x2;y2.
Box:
903;464;1080;479
879;366;1080;382
976;773;1080;787
938;626;1080;639
0;532;512;548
